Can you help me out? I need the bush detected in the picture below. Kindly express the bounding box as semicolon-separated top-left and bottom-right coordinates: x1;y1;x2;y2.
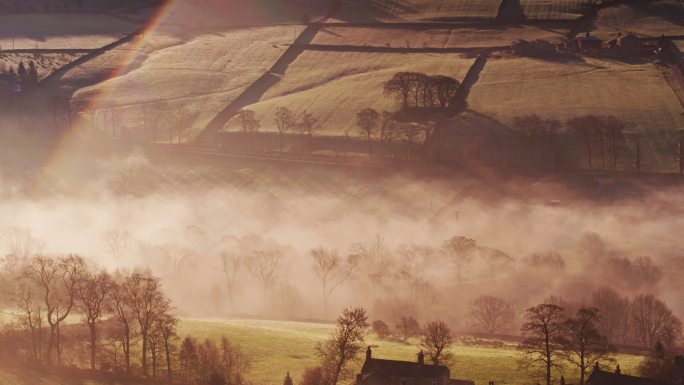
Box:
372;320;391;339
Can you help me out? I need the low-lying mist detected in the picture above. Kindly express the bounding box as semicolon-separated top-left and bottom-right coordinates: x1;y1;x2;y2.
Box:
1;148;683;330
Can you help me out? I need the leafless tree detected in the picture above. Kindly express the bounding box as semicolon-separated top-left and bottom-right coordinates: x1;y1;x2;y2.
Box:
560;308;614;385
24;254;85;365
349;235;391;306
3;227;44;273
380;111;399;156
310;247;358;317
480;247;514;280
630;294;682;350
275;107;295;153
396;316;420;342
518;304;566;385
14;283;43;361
430;75;460;109
384;72;419;109
77;270;113;370
420;320;454;365
245;250;282;313
235;109;260;150
125;273;169;376
111;276;135;372
317;307;369;385
469;295;515;335
443;236;476;283
356;108;379;156
169;108;188;144
220;252;242;311
591;287;629;345
298;112;319;151
103;230;133;261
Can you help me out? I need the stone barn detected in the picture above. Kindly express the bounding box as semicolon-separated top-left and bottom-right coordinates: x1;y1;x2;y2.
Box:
355;347;474;385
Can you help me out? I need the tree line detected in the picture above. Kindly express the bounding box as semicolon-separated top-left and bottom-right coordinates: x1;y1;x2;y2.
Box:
0;254;249;385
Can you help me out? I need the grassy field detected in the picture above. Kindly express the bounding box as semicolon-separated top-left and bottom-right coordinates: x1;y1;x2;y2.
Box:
71;25;305;140
467;55;684;170
519;0;588;20
468;55;684;132
0;52;84;79
0;13;137;50
313;25;569;48
227;51;474;136
177;318;645;385
587;0;684;39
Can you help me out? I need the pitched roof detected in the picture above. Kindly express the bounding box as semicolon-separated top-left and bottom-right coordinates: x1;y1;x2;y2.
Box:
587;369;673;385
362;358;450;379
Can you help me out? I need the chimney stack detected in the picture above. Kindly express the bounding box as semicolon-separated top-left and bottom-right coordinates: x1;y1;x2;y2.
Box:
615;365;621;375
366;346;372;361
417;350;425;365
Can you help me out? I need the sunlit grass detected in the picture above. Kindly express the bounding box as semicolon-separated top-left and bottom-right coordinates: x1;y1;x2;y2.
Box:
178;318;645;385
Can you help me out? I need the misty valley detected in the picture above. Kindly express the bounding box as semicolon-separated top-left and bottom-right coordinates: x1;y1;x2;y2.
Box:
1;1;684;385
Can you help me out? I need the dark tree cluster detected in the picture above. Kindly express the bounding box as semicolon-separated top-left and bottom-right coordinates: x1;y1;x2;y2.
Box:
1;254;176;377
178;336;250;385
520;289;683;385
384;72;461;110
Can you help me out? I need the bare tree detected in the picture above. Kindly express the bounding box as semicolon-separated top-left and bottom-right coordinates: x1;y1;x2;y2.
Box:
311;247;358;317
420;320;454;365
24;254;85;365
103;230;133;261
469;295;515;335
518;304;566;385
77;270;113;370
220;252;242;311
275;107;294;153
235;109;260;150
480;247;514;280
356;108;379;156
396;316;421;342
430;75;460;109
298;112;319;151
156;312;178;383
126;273;169;376
14;283;43;361
591;287;629;345
349;235;391;306
443;236;476;283
111;276;135;372
630;294;682;350
245;250;282;313
3;227;44;273
560;308;614;385
316;307;369;385
384;72;419;109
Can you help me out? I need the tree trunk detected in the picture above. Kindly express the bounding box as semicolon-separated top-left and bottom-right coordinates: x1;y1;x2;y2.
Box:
165;340;173;383
142;331;148;376
89;321;97;370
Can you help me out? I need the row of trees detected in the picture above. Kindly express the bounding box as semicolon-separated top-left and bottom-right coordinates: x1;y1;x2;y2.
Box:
512;113;684;174
6;254;176;377
6;61;39;90
383;72;462;110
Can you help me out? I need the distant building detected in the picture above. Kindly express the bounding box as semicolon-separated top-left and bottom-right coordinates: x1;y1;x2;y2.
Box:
355;347;474;385
587;364;673;385
573;32;603;56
